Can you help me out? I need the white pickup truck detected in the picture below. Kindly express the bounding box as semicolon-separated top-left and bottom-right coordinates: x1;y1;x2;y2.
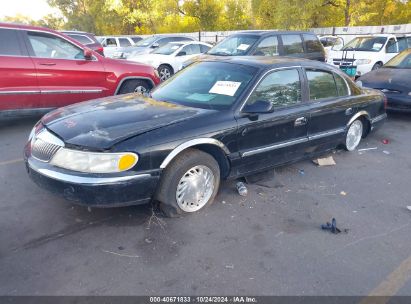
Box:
327;34;411;76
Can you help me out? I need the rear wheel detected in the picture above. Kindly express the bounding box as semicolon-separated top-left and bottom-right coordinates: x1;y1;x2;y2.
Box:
118;79;150;95
344;119;363;151
155;149;220;217
158;65;173;81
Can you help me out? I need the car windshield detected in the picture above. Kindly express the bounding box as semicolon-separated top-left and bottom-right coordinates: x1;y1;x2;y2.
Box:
151;61;258;110
342;36;387;52
207;35;259;56
134;36;157;47
153;43;184;55
383;50;411;69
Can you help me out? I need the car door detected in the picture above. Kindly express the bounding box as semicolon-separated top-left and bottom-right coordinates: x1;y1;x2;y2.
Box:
235;68;310;175
0;27;42;112
384;37;399;63
23;30;108;108
305;68;360;148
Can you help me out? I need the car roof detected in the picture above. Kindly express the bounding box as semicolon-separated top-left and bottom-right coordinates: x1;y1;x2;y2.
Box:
199;56;336;71
234;30;317;37
61;30;94;35
168;41;210;46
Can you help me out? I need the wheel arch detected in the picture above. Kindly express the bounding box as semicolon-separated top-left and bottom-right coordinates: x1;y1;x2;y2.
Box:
160;138;231;178
347;110;371;137
115;76;155;95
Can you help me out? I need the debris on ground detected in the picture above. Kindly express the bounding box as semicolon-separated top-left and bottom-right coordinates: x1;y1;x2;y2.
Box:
236;181;248;196
144;237;153;244
222;200;226;204
321;218;348;234
407;206;411;211
312;156;336;166
87;207;92;212
382;139;389;144
299;169;305;176
383;150;390;155
340;191;347;196
225;264;234;269
358;147;377;152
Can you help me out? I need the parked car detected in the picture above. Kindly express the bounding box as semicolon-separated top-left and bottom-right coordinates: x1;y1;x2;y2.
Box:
61;30;104;56
128;41;212;81
0;23;160;117
25;57;386;216
357;49;411;112
182;31;325;69
319;35;344;60
327;34;411;76
98;36;142;58
125;35;195;59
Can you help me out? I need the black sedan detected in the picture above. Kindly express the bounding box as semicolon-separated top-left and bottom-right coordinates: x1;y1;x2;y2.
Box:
358;49;411;112
24;57;386;216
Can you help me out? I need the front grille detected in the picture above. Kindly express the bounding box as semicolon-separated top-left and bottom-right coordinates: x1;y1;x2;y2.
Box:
32;138;61;162
333;58;355;66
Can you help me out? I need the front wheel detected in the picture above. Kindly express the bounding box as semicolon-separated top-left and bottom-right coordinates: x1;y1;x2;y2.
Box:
155;149;220;217
372;62;383;70
158;65;173;82
118;79;150;95
344;119;363;151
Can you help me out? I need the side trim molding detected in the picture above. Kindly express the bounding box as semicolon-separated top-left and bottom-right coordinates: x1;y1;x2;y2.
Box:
241;137;308;157
371;113;387;124
308;128;345;141
160;138;230;169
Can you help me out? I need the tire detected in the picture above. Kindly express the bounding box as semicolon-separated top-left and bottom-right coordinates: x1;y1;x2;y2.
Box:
158;64;173;82
372;62;383;70
118;79;150;95
155;148;220;217
344;119;363;151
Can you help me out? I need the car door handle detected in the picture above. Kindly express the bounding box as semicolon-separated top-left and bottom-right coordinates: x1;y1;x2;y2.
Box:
39;62;56;66
345;107;353;115
294;117;308;127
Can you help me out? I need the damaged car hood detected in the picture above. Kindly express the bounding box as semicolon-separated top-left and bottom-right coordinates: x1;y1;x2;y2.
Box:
41;94;207;150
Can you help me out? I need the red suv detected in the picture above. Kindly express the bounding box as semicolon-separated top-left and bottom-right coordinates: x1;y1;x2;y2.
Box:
0;23;161;117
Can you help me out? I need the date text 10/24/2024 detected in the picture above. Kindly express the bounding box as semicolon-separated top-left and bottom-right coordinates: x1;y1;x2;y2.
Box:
150;297;257;303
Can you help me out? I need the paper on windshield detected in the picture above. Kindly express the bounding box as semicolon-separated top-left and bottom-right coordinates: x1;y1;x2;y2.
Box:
237;44;250;51
372;43;383;50
171;45;179;50
209;81;242;96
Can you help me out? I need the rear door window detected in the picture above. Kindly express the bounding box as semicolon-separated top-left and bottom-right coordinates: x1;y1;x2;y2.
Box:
200;44;211;53
253;36;279;56
68;34;93;45
334;73;349;96
303;34;323;52
0;28;24;56
181;44;201;55
119;38;132;47
306;70;338;100
282;34;304;55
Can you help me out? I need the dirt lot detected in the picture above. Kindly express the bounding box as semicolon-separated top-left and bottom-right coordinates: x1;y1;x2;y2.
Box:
0;113;410;296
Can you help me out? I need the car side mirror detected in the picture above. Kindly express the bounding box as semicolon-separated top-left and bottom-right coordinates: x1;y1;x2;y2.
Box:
84;48;93;59
151;42;159;48
176;51;187;56
242;100;274;114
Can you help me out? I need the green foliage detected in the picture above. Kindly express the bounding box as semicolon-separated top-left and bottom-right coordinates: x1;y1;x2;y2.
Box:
1;0;410;34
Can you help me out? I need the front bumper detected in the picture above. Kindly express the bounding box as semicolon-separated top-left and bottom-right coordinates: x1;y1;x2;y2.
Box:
25;157;161;207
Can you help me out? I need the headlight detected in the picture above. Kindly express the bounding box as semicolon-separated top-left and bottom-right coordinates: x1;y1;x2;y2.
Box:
408;92;411;96
355;59;372;65
28;121;43;141
50;148;138;173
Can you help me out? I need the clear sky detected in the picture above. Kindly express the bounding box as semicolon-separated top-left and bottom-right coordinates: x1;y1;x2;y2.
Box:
0;0;60;20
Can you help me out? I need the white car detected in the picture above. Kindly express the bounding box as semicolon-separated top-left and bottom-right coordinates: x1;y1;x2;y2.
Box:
128;41;212;81
97;36;142;58
327;34;411;76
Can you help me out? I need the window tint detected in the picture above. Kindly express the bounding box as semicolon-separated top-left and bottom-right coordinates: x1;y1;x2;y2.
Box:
0;28;23;56
173;37;192;42
282;34;304;54
68;34;93;45
334;73;349;96
103;38;117;47
306;70;338;100
131;37;141;43
28;32;84;60
181;44;201;55
248;69;301;108
200;44;211;53
303;34;323;52
253;36;279;56
397;37;411;52
119;38;131;47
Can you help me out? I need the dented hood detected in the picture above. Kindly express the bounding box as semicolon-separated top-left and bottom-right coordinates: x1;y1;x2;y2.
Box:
41;94;205;150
